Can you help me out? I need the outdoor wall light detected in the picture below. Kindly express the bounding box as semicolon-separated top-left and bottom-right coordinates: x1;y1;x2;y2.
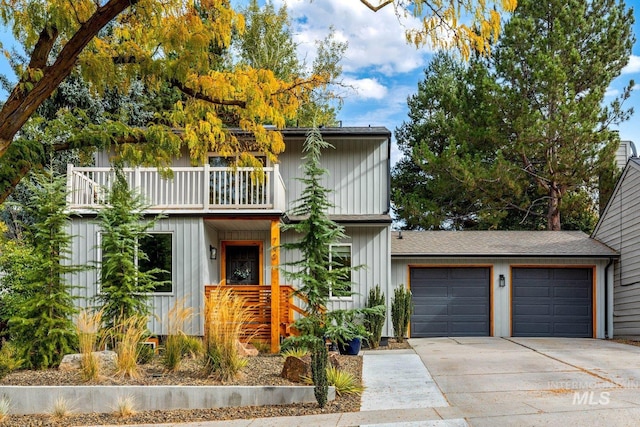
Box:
499;274;506;288
209;245;218;260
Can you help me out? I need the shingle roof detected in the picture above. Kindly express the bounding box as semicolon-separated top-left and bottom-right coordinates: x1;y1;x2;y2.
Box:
391;230;618;257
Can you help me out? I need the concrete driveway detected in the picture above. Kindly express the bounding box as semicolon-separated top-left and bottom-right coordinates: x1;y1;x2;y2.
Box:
409;337;640;427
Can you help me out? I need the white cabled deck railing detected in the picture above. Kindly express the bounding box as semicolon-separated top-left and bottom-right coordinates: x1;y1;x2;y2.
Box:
66;164;287;213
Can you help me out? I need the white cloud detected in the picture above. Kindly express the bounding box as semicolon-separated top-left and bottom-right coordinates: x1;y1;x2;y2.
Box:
342;76;388;100
622;55;640;74
279;0;431;77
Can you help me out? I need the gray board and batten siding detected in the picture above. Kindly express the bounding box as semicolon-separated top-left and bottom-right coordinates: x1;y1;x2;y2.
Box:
390;231;617;339
66;216;207;336
592;157;640;337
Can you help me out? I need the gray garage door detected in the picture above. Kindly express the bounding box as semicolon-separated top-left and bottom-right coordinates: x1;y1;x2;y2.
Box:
410;267;490;337
512;267;593;338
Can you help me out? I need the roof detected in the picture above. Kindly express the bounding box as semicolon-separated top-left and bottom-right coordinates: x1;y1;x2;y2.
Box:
231;126;392;138
391;230;618;258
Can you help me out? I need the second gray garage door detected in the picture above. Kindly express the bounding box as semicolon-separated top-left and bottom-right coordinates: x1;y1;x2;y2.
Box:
512;267;593;338
410;267;490;337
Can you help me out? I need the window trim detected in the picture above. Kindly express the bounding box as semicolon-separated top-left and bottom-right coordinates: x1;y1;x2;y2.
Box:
329;243;353;301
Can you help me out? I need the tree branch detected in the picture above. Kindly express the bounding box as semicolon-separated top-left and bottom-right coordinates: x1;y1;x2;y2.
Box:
170;79;247;107
359;0;394;12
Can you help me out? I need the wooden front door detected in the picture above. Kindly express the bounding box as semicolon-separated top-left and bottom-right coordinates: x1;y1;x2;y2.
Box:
222;241;263;285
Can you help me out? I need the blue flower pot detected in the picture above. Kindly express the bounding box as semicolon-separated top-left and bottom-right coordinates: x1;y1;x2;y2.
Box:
338;337;362;355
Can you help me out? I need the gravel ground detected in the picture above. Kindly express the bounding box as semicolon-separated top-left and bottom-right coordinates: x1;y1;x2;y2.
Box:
0;353;362;427
0;340;409;426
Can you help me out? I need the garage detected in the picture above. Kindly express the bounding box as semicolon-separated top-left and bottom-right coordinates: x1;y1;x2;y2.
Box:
512;267;593;338
410;267;491;337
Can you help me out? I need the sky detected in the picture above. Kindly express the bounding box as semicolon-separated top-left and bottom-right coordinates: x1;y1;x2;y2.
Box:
1;1;640;166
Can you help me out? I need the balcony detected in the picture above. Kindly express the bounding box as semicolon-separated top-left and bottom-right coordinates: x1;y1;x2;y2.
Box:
66;164;287;214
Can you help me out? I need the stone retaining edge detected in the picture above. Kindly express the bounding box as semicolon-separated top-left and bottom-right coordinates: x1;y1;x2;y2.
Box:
0;385;336;415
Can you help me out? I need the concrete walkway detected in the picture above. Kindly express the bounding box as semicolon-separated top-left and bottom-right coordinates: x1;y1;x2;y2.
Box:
106;348;465;427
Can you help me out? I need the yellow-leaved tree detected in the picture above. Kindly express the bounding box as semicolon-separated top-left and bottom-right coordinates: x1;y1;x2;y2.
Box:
0;0;516;202
361;0;517;58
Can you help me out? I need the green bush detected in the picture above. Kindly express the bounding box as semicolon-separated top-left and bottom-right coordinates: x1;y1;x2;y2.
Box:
0;340;23;379
391;286;412;343
364;285;386;349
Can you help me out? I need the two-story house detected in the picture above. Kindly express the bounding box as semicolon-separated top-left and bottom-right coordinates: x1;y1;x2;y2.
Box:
65;127;393;352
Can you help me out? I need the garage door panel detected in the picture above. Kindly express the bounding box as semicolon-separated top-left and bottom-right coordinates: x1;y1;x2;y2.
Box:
515;286;551;298
451;285;487;297
413;285;449;298
514;304;551;316
513;268;552;280
512;267;592;338
410;267;490;337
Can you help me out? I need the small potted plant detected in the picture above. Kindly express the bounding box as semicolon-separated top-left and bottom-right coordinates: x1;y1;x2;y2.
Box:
325;305;385;355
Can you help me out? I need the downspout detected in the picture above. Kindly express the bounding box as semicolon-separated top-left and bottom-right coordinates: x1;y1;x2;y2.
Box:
604;258;614;339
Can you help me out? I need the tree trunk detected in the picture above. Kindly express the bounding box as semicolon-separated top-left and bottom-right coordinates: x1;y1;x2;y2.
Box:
547;185;561;231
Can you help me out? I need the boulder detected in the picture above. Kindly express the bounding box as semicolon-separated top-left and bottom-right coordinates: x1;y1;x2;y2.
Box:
281;353;341;383
58;350;118;372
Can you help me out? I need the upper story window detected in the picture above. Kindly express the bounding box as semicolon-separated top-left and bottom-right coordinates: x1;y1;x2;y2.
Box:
329;243;352;300
208;154;267;168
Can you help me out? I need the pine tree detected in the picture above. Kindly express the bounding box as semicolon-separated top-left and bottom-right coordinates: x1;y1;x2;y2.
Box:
94;168;164;330
8;170;80;369
280;128;351;407
495;0;634;230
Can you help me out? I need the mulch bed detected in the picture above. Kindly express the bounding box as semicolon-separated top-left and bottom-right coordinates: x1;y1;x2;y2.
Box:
0;352;362;427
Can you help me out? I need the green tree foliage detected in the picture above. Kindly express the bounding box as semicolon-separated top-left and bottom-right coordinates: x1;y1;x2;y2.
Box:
496;0;634;230
94;168;164;330
236;0;347;127
280;128;352;407
393;0;634;231
7;170;80;369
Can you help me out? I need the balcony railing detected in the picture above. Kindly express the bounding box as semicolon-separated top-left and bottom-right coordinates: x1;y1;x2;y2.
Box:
66;164;287;213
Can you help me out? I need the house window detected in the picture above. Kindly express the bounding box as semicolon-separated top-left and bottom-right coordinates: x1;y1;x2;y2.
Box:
139;233;173;293
329;244;352;299
99;232;173;294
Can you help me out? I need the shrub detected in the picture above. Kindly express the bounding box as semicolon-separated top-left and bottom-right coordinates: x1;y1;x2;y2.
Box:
203;287;251;380
181;336;203;358
326;366;365;396
391;286;412;343
136;342;155;365
364;285;386;349
76;309;104;382
281;347;310;359
0;340;23;379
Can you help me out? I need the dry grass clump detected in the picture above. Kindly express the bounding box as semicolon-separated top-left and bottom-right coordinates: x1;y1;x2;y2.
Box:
111;315;148;379
203;287;253;381
50;396;73;419
76;309;104;382
113;395;136;417
162;298;194;372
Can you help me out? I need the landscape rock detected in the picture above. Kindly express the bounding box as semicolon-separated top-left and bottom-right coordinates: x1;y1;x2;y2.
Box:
281;353;341;383
58;350;118;372
236;341;259;357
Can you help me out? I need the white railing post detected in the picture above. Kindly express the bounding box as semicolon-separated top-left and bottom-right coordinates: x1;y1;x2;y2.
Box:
272;164;279;209
66;164;74;206
203;163;210;211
